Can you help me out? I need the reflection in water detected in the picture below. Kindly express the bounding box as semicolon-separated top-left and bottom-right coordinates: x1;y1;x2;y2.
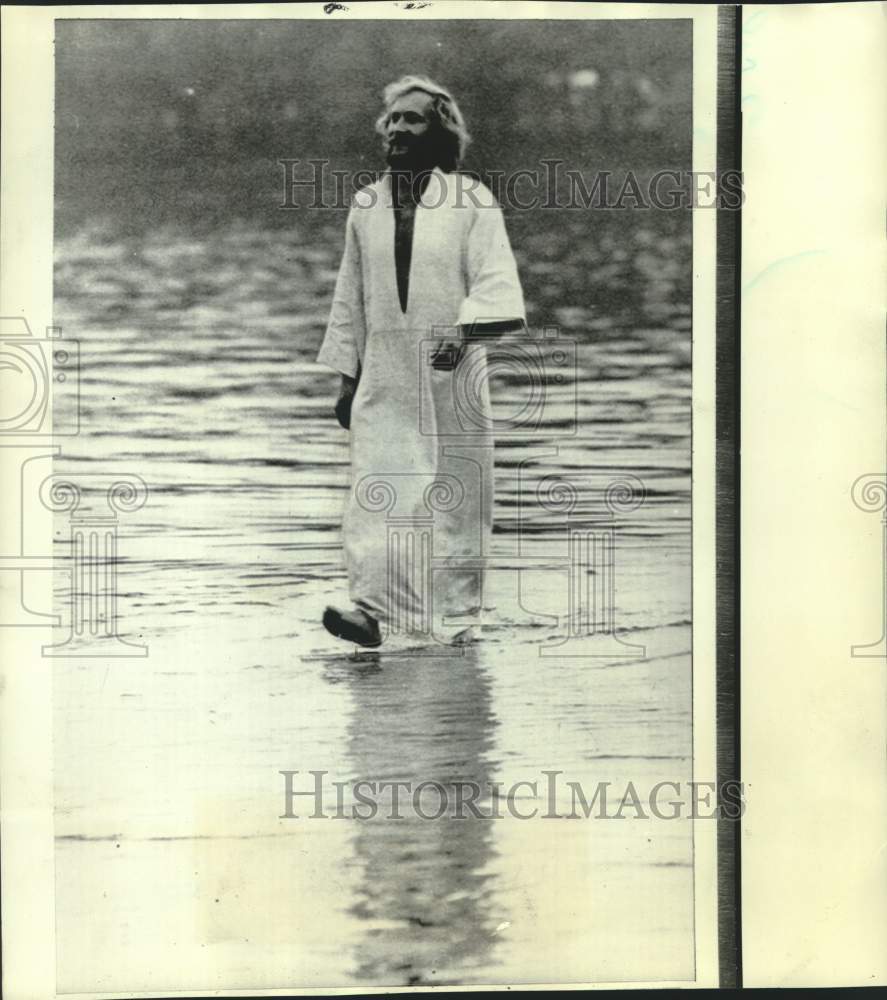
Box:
335;649;501;986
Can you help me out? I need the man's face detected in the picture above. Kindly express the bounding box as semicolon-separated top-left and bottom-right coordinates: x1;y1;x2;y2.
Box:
384;90;434;169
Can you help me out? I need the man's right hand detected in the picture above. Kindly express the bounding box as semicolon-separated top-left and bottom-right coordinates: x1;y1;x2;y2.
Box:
334;374;358;430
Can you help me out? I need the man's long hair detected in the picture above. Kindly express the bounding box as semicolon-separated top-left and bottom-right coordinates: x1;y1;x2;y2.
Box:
374;75;471;172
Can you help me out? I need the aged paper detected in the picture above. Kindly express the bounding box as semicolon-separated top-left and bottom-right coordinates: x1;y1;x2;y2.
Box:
0;1;883;995
740;1;887;987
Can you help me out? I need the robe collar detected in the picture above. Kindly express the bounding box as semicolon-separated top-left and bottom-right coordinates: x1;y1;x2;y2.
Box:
382;165;448;209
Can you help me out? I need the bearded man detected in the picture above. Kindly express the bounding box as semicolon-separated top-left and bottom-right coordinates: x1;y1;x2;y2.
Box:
317;75;526;648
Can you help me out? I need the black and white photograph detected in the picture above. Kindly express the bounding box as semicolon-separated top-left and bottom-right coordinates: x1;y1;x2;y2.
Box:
4;2;740;993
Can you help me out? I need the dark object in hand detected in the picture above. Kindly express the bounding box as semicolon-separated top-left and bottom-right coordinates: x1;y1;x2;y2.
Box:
428;320;525;372
334;391;353;429
430;341;465;372
334;372;358;429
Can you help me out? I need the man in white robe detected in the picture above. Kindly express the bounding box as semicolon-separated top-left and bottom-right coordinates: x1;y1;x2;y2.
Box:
317;75;525;647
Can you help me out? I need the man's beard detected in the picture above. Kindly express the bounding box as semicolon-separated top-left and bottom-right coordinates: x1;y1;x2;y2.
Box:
385;134;437;174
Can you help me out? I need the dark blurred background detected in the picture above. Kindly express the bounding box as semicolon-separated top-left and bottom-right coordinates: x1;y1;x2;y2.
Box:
55;18;692;234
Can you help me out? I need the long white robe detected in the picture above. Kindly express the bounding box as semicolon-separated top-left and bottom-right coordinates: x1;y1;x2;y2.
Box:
317;167;525;642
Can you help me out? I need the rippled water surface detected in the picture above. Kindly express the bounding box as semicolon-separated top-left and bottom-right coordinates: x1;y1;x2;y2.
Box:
53;205;694;990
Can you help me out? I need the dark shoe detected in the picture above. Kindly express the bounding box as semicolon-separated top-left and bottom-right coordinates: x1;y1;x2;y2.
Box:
323;605;382;647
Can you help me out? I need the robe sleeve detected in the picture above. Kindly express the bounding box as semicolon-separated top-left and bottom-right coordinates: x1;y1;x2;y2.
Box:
457;192;526;330
317;207;366;379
